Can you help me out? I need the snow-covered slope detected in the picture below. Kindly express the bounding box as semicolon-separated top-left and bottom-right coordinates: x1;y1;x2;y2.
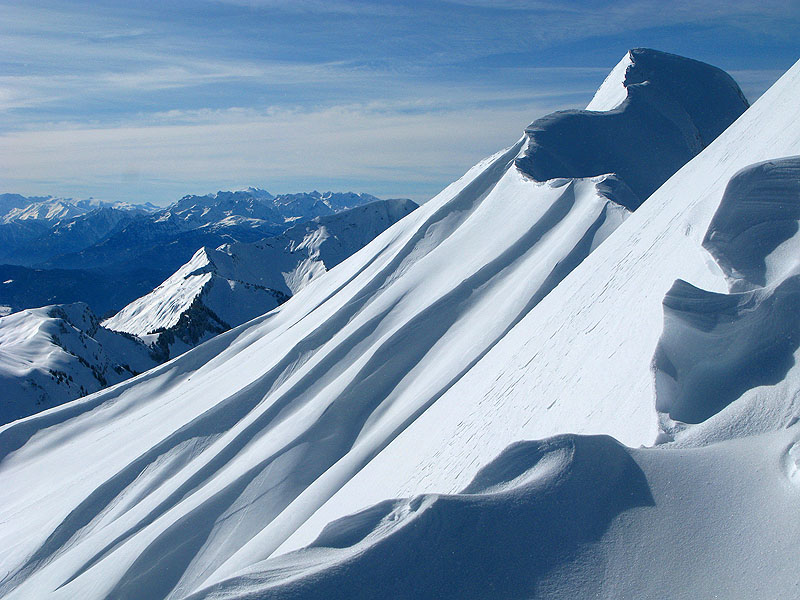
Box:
273;55;800;557
0;303;158;425
104;199;418;358
0;50;767;599
188;150;800;599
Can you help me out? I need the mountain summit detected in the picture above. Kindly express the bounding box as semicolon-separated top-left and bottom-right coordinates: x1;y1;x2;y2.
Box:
516;48;749;207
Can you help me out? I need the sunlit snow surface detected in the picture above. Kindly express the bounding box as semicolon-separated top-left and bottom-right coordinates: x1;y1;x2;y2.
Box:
0;303;157;424
1;50;798;599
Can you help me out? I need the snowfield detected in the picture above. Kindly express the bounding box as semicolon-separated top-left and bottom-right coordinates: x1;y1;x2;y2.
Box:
1;49;800;599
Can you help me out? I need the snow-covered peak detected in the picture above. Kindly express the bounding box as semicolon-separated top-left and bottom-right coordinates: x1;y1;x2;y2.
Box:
517;48;750;207
585;50;633;111
0;195;156;225
3;199;86;224
165;189;380;228
0;302;157;424
103;198;419;358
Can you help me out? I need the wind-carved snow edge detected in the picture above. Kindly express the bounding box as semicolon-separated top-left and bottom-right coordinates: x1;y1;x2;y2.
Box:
653;156;800;437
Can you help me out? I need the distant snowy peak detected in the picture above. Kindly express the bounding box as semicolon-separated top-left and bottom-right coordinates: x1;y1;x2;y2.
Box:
0;195;156;224
0;302;157;425
3;199;86;224
104;198;418;358
516;48;750;207
167;189;382;228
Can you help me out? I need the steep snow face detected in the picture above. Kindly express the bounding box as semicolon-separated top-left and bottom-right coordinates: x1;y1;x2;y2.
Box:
272;57;800;558
0;52;758;600
187;71;800;600
0;303;157;425
517;48;749;207
103;199;418;358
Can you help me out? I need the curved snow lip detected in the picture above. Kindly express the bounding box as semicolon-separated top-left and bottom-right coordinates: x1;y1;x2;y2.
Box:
183;435;653;600
653;277;800;425
515;48;749;207
703;156;800;290
653;156;800;429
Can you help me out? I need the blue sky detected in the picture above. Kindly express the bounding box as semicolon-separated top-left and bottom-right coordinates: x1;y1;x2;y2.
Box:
2;0;798;205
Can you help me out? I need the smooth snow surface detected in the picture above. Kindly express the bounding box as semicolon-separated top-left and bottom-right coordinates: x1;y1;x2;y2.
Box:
0;50;790;600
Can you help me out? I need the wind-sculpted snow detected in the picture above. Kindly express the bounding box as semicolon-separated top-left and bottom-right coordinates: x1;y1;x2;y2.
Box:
654;157;800;430
703;157;800;289
0;51;794;600
653;278;800;424
516;48;749;207
184;435;653;599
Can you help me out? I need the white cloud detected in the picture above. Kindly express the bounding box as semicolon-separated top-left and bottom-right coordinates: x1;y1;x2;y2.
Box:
0;100;561;202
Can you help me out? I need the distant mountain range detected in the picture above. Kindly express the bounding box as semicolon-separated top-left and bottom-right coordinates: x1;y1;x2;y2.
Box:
0;189;385;315
104;198;418;360
0;197;417;423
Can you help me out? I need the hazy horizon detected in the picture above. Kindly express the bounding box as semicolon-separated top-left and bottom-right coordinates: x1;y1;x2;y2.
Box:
2;0;798;206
